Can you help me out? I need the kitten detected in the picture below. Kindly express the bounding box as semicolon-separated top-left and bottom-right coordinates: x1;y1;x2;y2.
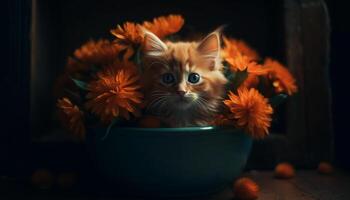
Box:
141;29;228;127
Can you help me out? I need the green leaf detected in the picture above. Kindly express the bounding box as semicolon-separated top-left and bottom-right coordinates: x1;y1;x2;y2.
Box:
71;77;88;90
223;66;234;80
64;89;81;99
269;94;288;107
100;118;123;141
131;46;142;67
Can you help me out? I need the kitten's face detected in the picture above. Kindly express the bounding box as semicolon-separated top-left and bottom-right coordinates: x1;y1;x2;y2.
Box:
141;30;227;126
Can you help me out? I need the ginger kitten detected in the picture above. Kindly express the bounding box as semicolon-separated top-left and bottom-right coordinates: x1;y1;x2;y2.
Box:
141;29;227;127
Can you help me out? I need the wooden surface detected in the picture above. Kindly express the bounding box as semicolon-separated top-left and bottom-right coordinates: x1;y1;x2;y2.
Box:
206;170;350;200
2;170;350;199
242;170;350;200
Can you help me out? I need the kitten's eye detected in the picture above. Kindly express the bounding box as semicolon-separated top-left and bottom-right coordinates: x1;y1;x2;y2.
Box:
188;73;200;84
161;73;175;85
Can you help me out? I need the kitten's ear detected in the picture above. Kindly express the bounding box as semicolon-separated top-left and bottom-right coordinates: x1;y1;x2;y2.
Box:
197;31;221;59
142;29;168;57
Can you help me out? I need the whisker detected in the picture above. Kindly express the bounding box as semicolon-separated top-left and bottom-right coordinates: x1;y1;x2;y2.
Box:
196;97;217;115
147;97;165;107
149;98;168;115
149;91;170;97
146;96;166;112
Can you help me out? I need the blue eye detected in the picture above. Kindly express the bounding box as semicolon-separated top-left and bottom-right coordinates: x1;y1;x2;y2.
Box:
188;73;200;84
162;73;175;84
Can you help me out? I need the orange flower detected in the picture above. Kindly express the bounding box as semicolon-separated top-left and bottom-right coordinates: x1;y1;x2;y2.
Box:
85;61;143;122
240;74;260;89
222;37;260;62
110;22;144;44
110;15;184;45
73;39;123;67
225;52;267;76
223;37;267;89
57;98;86;139
66;57;89;73
223;88;273;139
142;14;184;38
264;58;297;95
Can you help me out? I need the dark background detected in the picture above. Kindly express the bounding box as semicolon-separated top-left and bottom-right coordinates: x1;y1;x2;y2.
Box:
0;0;349;178
326;0;350;169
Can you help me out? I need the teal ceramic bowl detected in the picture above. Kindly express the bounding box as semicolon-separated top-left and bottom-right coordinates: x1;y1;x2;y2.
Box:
87;126;252;197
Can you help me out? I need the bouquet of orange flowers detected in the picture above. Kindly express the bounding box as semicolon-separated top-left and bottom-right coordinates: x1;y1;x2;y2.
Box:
55;14;297;140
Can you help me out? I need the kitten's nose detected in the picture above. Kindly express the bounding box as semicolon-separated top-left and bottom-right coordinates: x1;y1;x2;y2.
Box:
177;91;186;96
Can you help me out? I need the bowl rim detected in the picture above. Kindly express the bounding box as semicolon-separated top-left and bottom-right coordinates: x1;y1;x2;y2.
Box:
113;126;216;132
92;126;247;140
106;126;243;133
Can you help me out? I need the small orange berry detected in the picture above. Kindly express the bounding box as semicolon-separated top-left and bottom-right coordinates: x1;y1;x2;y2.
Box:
318;162;333;174
274;162;295;179
31;169;54;189
233;177;259;200
138;115;161;128
57;172;78;189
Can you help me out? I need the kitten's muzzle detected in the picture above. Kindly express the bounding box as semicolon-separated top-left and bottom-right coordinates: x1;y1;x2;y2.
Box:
176;90;186;97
